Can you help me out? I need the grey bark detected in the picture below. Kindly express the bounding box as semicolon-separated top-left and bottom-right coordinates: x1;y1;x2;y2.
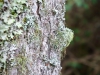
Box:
0;0;72;75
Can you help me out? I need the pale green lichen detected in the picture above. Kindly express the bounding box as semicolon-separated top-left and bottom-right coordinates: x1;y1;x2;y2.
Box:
17;55;27;73
42;22;74;66
0;0;34;73
0;0;42;73
0;0;28;43
0;0;74;73
51;21;74;51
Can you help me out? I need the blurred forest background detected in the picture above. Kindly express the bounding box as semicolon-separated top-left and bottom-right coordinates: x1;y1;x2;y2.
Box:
62;0;100;75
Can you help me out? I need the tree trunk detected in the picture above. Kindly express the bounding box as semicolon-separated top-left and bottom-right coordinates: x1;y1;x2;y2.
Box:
0;0;73;75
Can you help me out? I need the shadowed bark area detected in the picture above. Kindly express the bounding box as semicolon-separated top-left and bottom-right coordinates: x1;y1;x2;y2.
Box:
0;0;73;75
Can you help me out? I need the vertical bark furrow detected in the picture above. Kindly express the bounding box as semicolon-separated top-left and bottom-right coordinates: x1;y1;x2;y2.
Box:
0;0;73;75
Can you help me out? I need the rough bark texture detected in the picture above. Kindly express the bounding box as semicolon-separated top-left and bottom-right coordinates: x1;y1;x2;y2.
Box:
0;0;73;75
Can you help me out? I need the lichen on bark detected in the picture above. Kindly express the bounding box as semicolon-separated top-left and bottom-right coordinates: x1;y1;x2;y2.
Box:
0;0;73;75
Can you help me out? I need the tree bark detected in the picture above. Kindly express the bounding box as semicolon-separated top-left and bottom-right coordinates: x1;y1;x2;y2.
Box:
0;0;73;75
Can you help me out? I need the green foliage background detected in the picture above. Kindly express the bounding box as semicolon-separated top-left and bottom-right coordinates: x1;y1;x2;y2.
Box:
62;0;100;75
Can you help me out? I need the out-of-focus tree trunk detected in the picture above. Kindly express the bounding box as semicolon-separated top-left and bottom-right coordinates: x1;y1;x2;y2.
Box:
0;0;73;75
